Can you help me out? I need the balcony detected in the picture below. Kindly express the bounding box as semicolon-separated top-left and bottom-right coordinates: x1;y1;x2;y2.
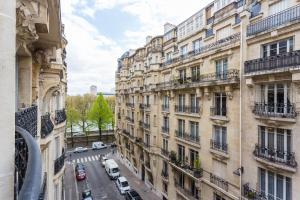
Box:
54;153;65;175
55;109;66;125
161;104;170;112
41;113;54;138
161;126;169;134
161;170;169;180
244;50;300;75
15;106;42;199
253;144;297;170
126;102;135;108
170;157;203;179
125;116;134;124
143;142;150;150
243;183;267;200
205;28;214;38
253;102;297;119
139;121;150;130
161;148;169;158
174;181;200;200
247;5;300;37
210;139;228;154
139;103;150;111
175;105;200;115
210;106;227;117
210;173;228;192
38;172;47;200
175;130;200;145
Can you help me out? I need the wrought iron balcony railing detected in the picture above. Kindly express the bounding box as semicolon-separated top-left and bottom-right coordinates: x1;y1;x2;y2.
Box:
244;50;300;74
126;102;135;108
54;153;65;175
15;105;38;137
125;116;134;123
161;148;169;157
161;126;169;134
161;104;169;111
175;130;200;144
41;113;54;138
139;121;150;130
15;125;42;200
210;139;228;153
253;144;297;168
253;102;297;119
139;103;150;110
210;173;228;192
175;105;200;114
55;109;66;125
210;106;227;117
247;4;300;36
243;183;267;200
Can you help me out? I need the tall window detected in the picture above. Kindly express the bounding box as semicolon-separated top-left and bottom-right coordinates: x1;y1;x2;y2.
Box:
193;39;202;51
190;121;199;141
178;94;185;112
259;126;291;160
145;134;150;146
146;95;150;106
179;69;187;82
180;45;188;56
178;119;185;137
259;168;291;200
189;149;199;168
190;94;199;113
166;52;172;61
163;95;169;110
178;144;185;164
262;37;293;58
145;114;150;124
162;160;168;174
213;126;227;152
216;58;228;80
163;138;168;150
191;66;200;81
214;93;227;116
163;116;169;132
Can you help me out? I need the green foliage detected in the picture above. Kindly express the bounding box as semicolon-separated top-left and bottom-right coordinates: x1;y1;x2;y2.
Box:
194;158;201;170
66;96;79;132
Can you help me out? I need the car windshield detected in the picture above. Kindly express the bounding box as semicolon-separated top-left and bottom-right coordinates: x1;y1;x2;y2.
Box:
112;168;119;173
121;181;129;187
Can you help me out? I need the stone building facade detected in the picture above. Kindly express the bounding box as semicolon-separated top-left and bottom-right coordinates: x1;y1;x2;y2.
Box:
0;0;67;199
115;0;300;199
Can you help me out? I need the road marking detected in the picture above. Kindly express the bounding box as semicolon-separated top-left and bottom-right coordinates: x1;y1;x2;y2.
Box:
72;160;75;164
91;156;95;161
88;157;91;162
85;157;88;162
77;159;80;163
81;158;84;163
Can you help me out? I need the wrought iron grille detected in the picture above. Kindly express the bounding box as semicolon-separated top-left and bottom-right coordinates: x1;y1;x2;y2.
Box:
41;113;54;138
15;105;37;137
55;109;66;124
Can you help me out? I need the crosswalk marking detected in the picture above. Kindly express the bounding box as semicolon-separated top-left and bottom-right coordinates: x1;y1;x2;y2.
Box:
88;157;91;162
84;157;88;162
91;156;95;161
77;159;79;163
72;153;109;164
81;158;84;163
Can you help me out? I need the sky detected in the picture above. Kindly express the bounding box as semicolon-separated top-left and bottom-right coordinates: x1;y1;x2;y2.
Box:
61;0;212;95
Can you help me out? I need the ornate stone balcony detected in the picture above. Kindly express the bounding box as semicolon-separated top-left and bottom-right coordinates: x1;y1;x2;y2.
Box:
244;50;300;75
55;109;66;125
54;153;65;175
253;102;297;120
247;5;300;37
161;104;170;112
210;173;229;192
243;183;267;200
174;181;200;200
175;130;200;145
41;113;54;138
253;144;297;171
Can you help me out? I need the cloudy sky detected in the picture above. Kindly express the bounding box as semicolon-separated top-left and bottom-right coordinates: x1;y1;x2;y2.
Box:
61;0;212;95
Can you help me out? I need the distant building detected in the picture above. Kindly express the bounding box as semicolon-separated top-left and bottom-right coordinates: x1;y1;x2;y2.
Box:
90;85;97;96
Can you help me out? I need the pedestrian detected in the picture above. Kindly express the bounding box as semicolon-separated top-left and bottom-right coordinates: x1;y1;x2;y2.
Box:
69;153;72;162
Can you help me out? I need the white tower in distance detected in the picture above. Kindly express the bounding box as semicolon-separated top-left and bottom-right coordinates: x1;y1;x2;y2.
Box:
90;85;97;96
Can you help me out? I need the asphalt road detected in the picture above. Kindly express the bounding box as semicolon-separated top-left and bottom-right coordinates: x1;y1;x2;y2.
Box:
65;147;124;200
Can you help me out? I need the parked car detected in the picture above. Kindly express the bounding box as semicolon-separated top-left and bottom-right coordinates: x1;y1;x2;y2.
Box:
92;142;107;150
75;163;85;171
116;176;130;194
125;189;142;200
105;159;120;179
74;147;88;153
101;155;108;167
82;189;93;200
76;169;86;181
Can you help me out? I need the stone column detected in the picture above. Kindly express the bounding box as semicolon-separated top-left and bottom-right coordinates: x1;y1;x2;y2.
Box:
0;0;16;199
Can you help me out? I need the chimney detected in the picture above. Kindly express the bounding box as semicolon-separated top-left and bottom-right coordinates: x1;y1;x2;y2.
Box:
146;36;152;44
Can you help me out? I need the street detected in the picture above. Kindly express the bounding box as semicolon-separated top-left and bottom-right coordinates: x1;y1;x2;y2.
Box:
64;147;161;200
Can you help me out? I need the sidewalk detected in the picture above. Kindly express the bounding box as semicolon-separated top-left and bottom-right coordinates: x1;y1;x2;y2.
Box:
109;153;161;200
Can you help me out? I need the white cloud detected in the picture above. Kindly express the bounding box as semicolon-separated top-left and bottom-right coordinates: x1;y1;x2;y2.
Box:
61;0;213;95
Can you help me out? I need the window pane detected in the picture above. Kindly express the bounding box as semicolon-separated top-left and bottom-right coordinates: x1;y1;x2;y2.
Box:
279;40;287;54
270;43;277;56
276;175;284;200
260;168;266;193
286;177;291;200
268;172;275;199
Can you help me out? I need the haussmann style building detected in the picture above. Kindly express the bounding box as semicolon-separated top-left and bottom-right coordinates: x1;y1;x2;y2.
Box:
0;0;67;199
115;0;300;199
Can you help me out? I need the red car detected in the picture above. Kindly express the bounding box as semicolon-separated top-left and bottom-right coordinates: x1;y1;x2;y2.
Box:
76;169;86;181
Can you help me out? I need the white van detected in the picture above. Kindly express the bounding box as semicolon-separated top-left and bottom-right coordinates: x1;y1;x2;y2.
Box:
92;142;107;150
105;159;120;179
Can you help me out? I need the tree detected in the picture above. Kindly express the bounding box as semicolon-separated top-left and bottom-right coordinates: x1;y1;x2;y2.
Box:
66;96;79;147
89;93;113;142
105;96;115;130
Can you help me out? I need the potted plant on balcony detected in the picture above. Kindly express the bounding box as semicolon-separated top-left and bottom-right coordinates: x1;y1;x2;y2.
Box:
193;158;202;178
170;151;177;163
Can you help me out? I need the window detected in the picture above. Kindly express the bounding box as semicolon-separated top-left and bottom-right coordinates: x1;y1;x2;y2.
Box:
180;45;188;56
258;126;291;160
216;58;228;80
163;95;169;110
190;178;199;198
54;184;59;200
178;94;185;112
259;168;291;200
145;134;150;146
178;119;185;137
195;12;203;29
145;114;150;124
214;93;227;116
191;66;200;81
269;0;290;15
190;94;199;113
193;39;202;51
214;193;225;200
213;126;227;152
262;37;293;58
190;121;199;141
146;95;150;106
163;138;168;150
179;69;187;82
163;116;169;130
166;52;172;61
178;144;185;164
257;83;292;115
186;20;194;34
189;149;199;168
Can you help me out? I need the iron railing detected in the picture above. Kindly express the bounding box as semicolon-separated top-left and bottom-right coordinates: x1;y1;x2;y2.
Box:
161;148;169;157
41;113;54;138
253;102;297;118
139;103;150;110
38;172;47;200
244;50;300;74
175;130;200;144
126;102;135;108
55;109;66;125
139;121;150;130
210;139;228;153
247;4;300;36
125;116;134;123
210;106;227;117
161;126;169;134
243;183;267;200
15;126;42;200
54;153;65;175
15;105;37;137
161;104;169;112
210;173;228;191
205;28;214;38
253;144;297;168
